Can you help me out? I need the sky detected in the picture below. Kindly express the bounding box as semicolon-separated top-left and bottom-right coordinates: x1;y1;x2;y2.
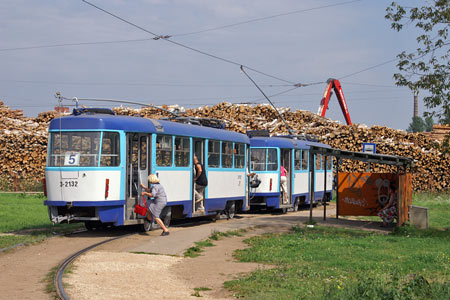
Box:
0;0;429;130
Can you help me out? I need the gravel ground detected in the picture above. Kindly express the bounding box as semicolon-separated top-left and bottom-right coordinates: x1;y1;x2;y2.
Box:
66;251;208;300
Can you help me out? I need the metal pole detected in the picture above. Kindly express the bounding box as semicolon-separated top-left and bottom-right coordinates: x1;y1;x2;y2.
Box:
309;151;315;224
336;158;340;219
323;155;327;221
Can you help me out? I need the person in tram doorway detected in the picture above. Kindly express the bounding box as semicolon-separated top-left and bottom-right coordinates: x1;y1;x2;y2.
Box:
280;164;288;204
377;183;398;227
141;174;170;236
193;155;208;212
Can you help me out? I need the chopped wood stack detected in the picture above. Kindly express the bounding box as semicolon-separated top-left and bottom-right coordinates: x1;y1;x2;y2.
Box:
423;124;450;142
0;101;449;192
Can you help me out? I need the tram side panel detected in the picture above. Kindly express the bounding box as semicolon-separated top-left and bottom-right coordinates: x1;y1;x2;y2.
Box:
292;171;308;203
156;169;192;215
207;170;247;211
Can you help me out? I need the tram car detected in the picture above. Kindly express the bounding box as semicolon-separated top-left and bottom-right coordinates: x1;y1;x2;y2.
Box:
247;131;333;212
44;108;250;230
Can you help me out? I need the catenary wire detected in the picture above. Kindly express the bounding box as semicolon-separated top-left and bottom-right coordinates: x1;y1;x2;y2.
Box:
172;0;362;37
0;0;361;53
81;0;298;85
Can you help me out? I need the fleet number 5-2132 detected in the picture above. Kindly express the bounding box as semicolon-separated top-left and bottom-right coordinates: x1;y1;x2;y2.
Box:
60;181;78;187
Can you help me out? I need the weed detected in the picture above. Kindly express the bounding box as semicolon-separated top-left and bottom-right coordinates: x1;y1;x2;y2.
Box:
191;287;211;297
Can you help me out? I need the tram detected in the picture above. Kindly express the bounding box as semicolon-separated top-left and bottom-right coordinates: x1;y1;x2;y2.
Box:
248;132;333;212
44;108;250;230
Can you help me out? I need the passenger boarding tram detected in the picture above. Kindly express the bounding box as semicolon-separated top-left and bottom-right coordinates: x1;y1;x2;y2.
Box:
248;132;333;212
44;108;250;230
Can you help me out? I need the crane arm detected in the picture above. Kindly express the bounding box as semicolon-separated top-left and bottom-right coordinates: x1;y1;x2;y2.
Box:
317;78;352;125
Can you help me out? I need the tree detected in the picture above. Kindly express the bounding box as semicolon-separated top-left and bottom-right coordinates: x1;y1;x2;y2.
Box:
407;116;426;133
385;1;450;124
424;115;434;132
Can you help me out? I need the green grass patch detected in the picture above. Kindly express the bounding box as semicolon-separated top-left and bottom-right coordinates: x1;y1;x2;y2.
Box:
184;229;249;258
413;192;450;229
0;193;83;249
43;266;58;297
226;225;450;300
191;287;212;297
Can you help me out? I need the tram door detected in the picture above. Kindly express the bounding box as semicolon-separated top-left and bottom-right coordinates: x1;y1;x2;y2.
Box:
193;139;205;213
126;133;150;220
280;149;292;205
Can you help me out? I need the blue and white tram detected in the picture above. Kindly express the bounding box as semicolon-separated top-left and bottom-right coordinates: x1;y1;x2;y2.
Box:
44;109;250;229
248;135;333;211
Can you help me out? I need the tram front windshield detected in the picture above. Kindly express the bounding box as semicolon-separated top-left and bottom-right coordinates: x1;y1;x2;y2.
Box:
48;131;120;167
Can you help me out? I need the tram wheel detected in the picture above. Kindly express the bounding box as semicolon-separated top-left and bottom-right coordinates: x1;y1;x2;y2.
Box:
161;207;172;228
293;200;299;212
281;207;288;214
142;217;154;232
225;201;236;219
84;221;99;231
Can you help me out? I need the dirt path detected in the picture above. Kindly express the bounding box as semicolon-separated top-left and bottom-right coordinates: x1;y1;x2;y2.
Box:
0;204;389;300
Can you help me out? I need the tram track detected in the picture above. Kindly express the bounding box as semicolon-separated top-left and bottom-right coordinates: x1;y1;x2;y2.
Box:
54;232;137;300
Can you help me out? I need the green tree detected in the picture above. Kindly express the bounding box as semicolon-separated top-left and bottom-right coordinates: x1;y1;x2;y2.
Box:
407;116;426;133
424;115;434;132
385;1;450;124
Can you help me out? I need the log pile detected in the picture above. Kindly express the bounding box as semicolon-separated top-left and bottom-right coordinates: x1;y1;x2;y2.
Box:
0;101;449;192
424;124;450;142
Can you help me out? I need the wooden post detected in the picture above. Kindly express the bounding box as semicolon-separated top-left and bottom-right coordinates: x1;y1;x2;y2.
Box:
323;155;327;221
336;158;340;219
309;151;315;224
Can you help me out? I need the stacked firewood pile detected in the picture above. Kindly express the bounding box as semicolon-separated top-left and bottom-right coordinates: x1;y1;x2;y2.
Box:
0;101;449;191
0;102;49;190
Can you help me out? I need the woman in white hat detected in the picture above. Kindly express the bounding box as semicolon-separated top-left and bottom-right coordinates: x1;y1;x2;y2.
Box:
141;174;170;236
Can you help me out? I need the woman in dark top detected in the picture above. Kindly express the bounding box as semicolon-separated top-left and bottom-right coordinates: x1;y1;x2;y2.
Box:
141;174;170;236
377;183;398;227
193;155;207;211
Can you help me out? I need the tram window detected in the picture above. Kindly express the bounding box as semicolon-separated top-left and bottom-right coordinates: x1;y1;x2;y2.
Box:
100;132;120;167
294;150;301;171
208;140;220;168
316;154;322;170
250;149;266;171
326;157;333;170
49;132;100;167
156;135;173;167
222;142;233;168
267;148;278;171
301;150;308;170
139;136;147;170
175;137;190;167
234;143;245;169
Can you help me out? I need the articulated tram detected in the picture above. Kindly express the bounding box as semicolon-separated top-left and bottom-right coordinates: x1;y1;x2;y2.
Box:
248;134;333;212
44;108;333;230
44;108;250;230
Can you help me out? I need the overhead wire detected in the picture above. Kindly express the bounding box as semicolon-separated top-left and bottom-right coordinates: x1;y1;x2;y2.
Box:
81;0;298;85
0;0;361;54
0;79;291;88
172;0;362;37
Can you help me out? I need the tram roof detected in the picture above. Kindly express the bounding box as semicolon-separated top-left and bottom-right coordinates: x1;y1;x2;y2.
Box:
250;136;329;149
49;114;250;143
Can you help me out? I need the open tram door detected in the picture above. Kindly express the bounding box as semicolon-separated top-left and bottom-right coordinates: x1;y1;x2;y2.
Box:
280;149;293;208
192;138;206;215
125;133;150;222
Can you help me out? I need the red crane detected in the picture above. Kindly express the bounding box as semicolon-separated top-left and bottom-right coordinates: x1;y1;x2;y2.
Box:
317;78;352;125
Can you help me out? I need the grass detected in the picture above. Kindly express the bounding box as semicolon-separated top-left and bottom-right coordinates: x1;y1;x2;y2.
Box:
0;193;83;249
191;287;212;297
225;192;450;300
184;229;248;258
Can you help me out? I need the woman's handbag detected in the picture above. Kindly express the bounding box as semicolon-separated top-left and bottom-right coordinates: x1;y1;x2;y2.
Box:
134;196;148;217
